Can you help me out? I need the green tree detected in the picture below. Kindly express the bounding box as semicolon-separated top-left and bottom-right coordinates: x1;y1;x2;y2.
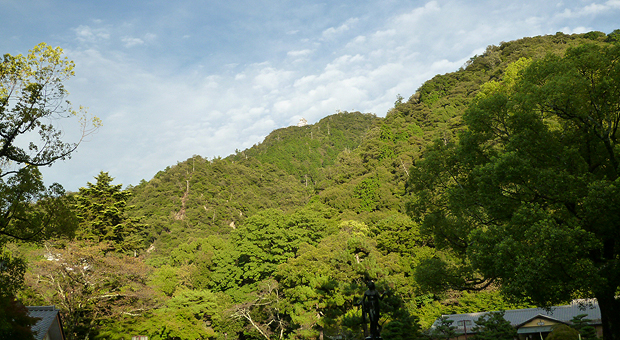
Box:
1;43;98;337
27;241;155;340
0;43;98;244
190;235;244;293
233;207;332;287
230;279;287;340
470;311;516;340
275;220;411;339
571;314;598;340
423;316;456;340
381;313;420;340
150;264;179;297
74;171;145;253
408;44;620;339
353;177;380;212
133;289;226;340
0;297;38;340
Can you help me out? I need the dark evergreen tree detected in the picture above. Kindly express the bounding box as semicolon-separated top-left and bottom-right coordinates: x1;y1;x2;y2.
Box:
0;297;38;340
422;316;456;340
471;311;516;340
571;314;598;340
74;171;145;253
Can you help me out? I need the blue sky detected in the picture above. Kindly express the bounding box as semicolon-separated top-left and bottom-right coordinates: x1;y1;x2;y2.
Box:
2;0;619;191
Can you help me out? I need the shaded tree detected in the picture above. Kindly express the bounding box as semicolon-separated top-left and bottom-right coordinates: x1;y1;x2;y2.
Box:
230;279;287;340
571;314;598;340
471;311;516;340
422;316;456;340
547;324;580;340
0;296;38;340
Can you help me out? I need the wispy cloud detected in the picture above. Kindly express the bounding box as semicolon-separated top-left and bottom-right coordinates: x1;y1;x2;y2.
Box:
287;49;313;57
74;25;110;43
322;18;360;39
122;37;145;47
557;0;620;18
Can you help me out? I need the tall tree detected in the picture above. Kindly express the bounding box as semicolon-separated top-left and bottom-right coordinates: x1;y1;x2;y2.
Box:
1;43;98;337
74;171;145;253
0;43;98;243
408;43;620;340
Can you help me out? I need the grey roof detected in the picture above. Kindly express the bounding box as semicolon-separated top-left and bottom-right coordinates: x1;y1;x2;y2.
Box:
27;306;63;340
433;300;601;333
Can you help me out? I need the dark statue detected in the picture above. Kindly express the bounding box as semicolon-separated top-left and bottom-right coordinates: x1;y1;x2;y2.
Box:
356;281;387;339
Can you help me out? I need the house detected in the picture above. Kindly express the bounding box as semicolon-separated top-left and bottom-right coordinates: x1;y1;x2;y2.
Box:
432;300;602;339
27;306;66;340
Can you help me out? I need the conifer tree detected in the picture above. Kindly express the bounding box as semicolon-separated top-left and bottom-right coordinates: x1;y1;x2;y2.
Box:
74;171;145;253
471;312;516;340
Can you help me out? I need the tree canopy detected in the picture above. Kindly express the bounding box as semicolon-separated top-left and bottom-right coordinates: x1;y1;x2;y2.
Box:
409;43;620;339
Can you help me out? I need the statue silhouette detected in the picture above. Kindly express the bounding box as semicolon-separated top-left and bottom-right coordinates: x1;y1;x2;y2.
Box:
358;281;386;339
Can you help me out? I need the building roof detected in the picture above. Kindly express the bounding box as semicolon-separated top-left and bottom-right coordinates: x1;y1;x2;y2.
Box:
27;306;65;340
434;300;601;333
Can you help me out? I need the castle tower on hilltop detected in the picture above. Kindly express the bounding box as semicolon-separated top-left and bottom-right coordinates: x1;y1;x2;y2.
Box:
297;118;308;127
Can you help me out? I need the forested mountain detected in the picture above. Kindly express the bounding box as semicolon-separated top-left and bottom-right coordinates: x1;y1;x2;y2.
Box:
14;30;620;340
128;111;379;253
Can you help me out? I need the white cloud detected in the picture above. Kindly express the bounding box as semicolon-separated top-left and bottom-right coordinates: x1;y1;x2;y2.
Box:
373;29;397;39
322;17;360;39
287;49;313;57
122;36;145;47
74;25;110;43
556;0;620;18
144;33;157;42
394;1;441;25
560;26;591;34
252;67;294;91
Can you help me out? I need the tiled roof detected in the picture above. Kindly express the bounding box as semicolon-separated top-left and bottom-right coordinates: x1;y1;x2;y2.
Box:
27;306;61;340
433;300;601;332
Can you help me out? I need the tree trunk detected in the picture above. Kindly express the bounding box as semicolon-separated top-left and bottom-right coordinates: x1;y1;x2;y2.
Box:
595;291;620;340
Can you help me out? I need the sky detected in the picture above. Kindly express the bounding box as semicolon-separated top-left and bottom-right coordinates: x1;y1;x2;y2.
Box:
2;0;619;191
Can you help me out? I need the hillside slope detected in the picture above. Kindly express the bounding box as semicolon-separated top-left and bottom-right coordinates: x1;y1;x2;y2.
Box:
128;111;379;252
28;30;617;339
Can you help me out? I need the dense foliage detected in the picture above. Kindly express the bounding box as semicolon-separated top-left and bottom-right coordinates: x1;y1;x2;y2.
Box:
408;40;620;339
13;31;620;340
